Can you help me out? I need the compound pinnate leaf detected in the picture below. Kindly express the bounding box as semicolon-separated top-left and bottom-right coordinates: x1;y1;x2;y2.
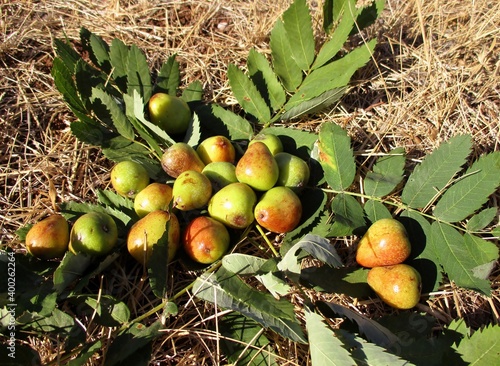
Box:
433;151;500;223
281;0;315;70
197;103;254;141
429;222;495;295
228;63;271;124
317;122;356;191
269;19;303;91
364;147;406;197
91;88;135;140
305;308;354;366
401;134;472;209
193;267;306;344
51;57;87;115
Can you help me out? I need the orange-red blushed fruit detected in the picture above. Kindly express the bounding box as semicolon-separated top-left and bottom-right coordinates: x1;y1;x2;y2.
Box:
183;216;230;264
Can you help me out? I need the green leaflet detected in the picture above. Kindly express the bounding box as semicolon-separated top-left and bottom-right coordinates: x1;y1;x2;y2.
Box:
364;147;406;197
80;27;111;73
126;44;152;102
401;134;472;209
315;0;357;69
305;308;354;366
328;193;365;236
157;55;180;95
281;0;315;70
91;88;135;139
433;151;500;222
193;267;306;344
454;324;500;365
364;199;392;223
182;80;203;102
247;48;286;112
429;222;496;295
109;38;129;93
183;111;201;147
228;63;271;124
147;220;171;299
51;57;87;116
317;122;356;191
285;39;376;110
196;103;254;141
260;126;317;158
53;38;81;71
269;19;303;91
467;207;498;232
220;313;278;366
280;87;346;121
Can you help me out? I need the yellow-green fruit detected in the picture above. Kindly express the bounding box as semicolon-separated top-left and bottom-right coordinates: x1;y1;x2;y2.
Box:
110;161;150;199
161;142;205;178
127;210;180;265
196;135;236;164
134;183;173;218
69;212;118;256
208;182;257;229
249;134;283;155
254;186;302;233
235;142;279;191
202;162;238;192
183;216;230;264
274;152;310;194
367;264;422;310
148;92;191;135
25;214;69;260
172;170;212;211
356;218;411;268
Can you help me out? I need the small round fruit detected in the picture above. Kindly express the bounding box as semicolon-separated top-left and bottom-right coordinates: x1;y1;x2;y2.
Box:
127;210;180;265
196;135;236;164
25;214;69;260
254;186;302;233
183;216;230;264
249;133;283;155
274;152;310;193
202;162;238;192
148;92;191;135
69;212;118;256
208;182;257;229
172;170;212;211
110;161;150;199
134;183;173;218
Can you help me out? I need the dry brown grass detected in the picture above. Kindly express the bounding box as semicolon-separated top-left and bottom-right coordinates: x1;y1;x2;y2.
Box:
1;0;499;364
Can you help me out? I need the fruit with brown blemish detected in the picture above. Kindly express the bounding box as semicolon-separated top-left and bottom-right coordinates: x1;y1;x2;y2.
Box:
161;142;205;178
183;216;230;264
110;160;150;199
172;170;212;211
208;182;257;229
25;214;70;260
235;141;279;191
254;186;302;233
196;135;236;164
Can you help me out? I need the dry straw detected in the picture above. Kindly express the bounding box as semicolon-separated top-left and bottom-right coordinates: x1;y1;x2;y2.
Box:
1;0;498;364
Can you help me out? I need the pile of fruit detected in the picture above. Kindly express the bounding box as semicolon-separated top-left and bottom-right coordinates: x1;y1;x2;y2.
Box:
24;92;310;269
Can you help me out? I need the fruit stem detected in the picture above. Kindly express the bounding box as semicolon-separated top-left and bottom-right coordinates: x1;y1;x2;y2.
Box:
255;224;280;257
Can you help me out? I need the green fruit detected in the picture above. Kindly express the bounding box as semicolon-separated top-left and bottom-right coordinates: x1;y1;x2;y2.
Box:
274;152;310;194
183;216;230;264
202;162;238;192
254;186;302;233
148;92;191;135
235;142;279;191
134;182;173;218
249;133;283;155
208;182;257;229
69;212;118;256
356;218;411;268
127;210;180;265
110;161;150;199
172;170;212;211
196;135;235;164
161;142;205;178
367;264;422;309
25;214;69;260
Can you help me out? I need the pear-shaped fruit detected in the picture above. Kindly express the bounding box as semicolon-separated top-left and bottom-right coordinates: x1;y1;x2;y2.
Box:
367;264;422;309
202;162;238;192
25;214;69;260
134;182;173;218
172;170;212;211
254;186;302;233
148;92;191;135
356;218;411;268
127;210;180;265
183;216;230;264
274;152;310;194
249;133;283;155
235;142;279;191
208;182;257;229
196;135;235;164
161;142;205;178
69;212;118;256
111;161;150;199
